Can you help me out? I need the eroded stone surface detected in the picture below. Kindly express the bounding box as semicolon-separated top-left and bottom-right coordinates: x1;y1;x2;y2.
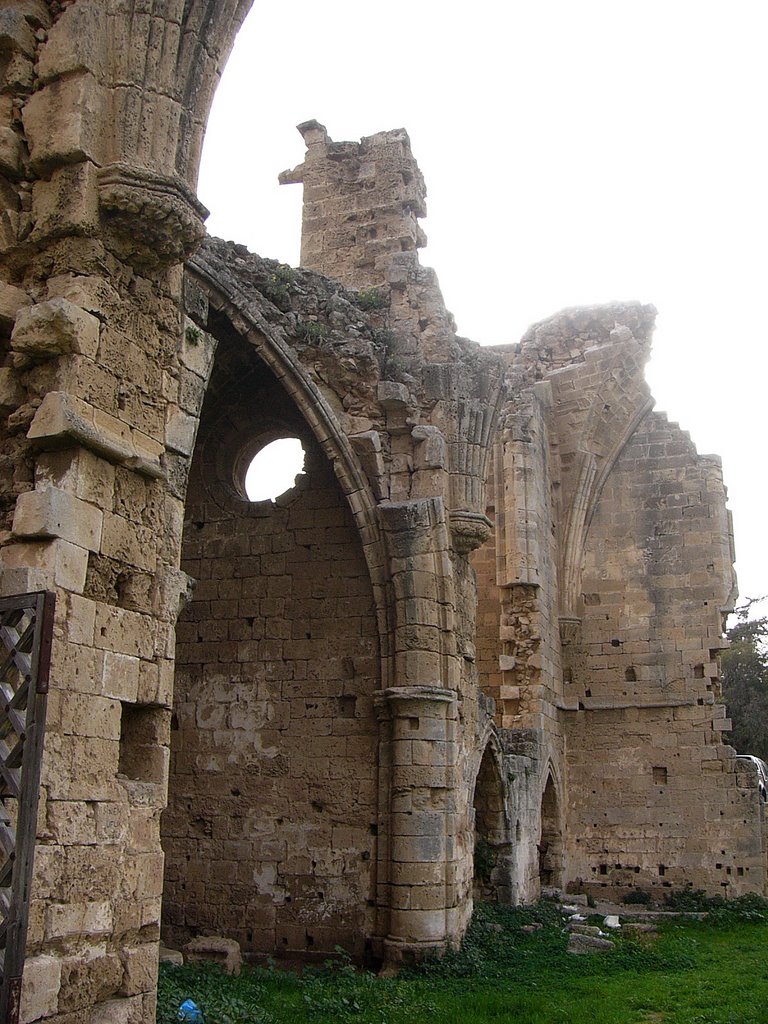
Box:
0;12;762;1023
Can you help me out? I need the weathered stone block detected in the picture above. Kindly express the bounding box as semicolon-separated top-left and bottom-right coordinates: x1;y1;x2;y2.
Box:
46;798;98;846
0;280;31;327
94;604;156;660
22;72;106;171
36;448;116;508
37;0;107;83
159;946;184;966
46;272;120;318
12;297;100;359
119;943;159;996
180;319;217;378
102;651;141;700
184;935;242;976
19;955;61;1024
2;538;88;592
88;996;145;1024
165;405;197;456
0;365;25;409
0;126;22;176
12;485;102;550
567;933;614;954
58;950;123;1012
31;159;100;241
45;900;113;940
101;511;157;573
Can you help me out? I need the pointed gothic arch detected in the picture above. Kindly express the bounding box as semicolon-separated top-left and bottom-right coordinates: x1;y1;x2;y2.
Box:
539;766;564;891
161;297;386;961
471;734;514;904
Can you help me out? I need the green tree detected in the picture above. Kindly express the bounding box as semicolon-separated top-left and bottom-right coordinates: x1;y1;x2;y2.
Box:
721;601;768;762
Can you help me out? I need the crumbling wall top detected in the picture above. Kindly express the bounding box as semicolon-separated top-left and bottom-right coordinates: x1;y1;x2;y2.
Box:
279;120;427;290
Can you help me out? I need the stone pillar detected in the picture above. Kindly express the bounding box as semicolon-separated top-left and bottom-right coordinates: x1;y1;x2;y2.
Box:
373;498;465;961
375;685;458;962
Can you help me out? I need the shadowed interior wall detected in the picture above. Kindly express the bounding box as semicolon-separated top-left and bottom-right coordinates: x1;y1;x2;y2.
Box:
472;744;512;903
161;331;381;960
539;775;563;889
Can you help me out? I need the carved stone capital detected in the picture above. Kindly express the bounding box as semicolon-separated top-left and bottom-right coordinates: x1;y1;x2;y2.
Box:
449;510;492;553
558;615;582;646
373;685;456;721
98;163;208;269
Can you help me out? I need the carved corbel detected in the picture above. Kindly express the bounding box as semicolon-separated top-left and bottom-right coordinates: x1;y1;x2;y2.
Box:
97;163;208;269
449;509;492;554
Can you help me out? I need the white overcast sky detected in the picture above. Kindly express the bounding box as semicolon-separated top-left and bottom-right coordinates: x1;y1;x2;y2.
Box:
198;0;768;614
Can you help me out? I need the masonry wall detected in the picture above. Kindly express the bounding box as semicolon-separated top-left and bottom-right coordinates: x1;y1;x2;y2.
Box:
472;391;569;902
3;9;763;1008
162;334;381;960
474;490;502;715
564;410;765;898
0;6;506;1018
280;122;427;290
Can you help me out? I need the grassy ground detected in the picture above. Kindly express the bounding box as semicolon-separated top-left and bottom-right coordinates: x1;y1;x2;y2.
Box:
158;897;768;1024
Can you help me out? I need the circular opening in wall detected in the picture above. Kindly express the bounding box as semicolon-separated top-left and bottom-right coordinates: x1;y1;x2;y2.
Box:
244;437;305;502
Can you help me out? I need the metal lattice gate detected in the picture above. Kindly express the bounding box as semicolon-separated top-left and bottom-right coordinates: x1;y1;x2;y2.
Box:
0;592;54;1024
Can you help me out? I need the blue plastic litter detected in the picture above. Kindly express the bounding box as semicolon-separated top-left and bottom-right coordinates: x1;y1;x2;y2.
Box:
178;999;204;1023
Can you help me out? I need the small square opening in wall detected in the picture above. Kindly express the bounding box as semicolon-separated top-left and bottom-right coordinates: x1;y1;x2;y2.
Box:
119;702;168;785
652;766;668;785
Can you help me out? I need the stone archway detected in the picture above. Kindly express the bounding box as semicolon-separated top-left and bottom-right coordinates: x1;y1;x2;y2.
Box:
471;740;513;904
160;312;383;963
1;7;506;1016
539;772;564;892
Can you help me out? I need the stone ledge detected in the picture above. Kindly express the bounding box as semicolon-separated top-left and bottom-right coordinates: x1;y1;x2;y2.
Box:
27;391;165;479
12;485;102;550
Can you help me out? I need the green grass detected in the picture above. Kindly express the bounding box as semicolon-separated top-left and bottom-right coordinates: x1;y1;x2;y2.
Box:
158;899;768;1024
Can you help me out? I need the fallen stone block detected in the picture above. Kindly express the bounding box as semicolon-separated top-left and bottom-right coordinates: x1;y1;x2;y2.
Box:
567;933;614;955
565;893;589;906
621;922;658;935
184;936;241;976
519;922;543;934
568;923;602;937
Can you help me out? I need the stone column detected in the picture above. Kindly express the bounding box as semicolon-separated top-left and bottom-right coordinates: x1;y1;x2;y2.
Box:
374;498;462;961
375;685;458;962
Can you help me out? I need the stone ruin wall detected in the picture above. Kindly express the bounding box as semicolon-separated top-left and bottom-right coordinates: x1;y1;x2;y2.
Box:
279;120;427;291
472;304;767;903
0;5;763;1020
472;381;569;899
278;121;511;953
567;410;765;899
162;330;382;960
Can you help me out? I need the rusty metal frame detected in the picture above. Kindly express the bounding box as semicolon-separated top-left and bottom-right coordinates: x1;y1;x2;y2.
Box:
0;591;54;1024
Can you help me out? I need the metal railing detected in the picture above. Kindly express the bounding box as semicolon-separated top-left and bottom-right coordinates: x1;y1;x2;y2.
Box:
0;591;54;1024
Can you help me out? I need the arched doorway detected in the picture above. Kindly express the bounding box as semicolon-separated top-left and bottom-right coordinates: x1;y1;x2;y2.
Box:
538;772;564;891
472;742;513;904
161;320;382;962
